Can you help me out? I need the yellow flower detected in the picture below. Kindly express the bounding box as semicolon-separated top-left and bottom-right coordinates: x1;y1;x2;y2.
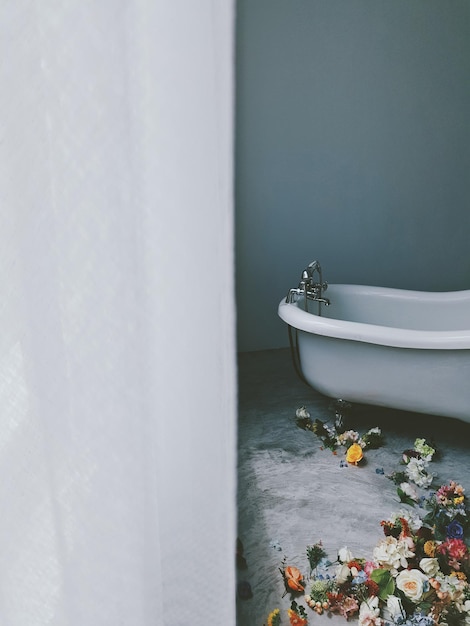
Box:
450;571;467;581
423;540;436;557
346;443;363;465
454;496;464;505
267;608;281;626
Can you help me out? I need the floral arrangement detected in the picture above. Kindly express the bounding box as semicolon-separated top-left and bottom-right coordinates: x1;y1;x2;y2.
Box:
295;405;383;464
388;438;437;504
265;439;470;626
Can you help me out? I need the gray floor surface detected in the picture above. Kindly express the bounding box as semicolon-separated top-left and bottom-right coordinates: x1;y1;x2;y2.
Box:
236;348;470;626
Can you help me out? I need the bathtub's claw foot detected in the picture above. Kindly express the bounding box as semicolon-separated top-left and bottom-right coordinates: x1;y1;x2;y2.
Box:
330;399;352;433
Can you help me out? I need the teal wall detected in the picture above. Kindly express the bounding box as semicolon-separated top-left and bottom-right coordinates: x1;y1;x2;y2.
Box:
235;0;470;352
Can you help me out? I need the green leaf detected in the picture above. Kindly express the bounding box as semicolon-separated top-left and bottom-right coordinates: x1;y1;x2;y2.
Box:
370;569;395;600
369;568;389;584
381;576;396;600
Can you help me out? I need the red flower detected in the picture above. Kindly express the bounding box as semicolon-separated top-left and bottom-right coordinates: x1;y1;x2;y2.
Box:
365;580;380;596
327;591;344;608
348;560;363;571
398;517;410;537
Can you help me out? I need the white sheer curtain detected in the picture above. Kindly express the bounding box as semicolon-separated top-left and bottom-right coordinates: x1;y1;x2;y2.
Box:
0;2;236;624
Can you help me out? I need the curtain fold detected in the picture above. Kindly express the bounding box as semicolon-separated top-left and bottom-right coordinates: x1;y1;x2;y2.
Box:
0;1;236;624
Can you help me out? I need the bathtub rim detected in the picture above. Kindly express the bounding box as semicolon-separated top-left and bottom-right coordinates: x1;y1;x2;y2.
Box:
278;284;470;350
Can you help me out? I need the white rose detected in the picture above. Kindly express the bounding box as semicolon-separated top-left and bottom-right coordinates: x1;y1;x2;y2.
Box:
335;563;351;584
385;595;405;621
396;568;429;602
338;547;354;563
419;558;439;577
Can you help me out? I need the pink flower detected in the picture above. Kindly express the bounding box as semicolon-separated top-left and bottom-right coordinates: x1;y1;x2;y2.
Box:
448;557;461;570
438;538;468;560
364;561;378;577
339;596;359;619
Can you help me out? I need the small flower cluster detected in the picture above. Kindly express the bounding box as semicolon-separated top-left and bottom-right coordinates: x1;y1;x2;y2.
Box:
425;482;467;537
267;600;309;625
287;601;309;625
294;406;383;459
389;439;437;502
305;578;333;613
414;439;436;460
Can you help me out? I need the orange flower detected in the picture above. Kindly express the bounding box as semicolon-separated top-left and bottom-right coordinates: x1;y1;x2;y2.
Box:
346;443;363;465
284;566;305;592
287;608;308;626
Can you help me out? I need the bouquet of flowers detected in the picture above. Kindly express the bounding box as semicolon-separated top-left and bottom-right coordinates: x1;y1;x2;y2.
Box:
266;435;470;626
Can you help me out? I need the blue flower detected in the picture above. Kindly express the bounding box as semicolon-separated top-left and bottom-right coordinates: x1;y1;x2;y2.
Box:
409;614;434;626
446;519;464;539
351;570;367;586
395;613;434;626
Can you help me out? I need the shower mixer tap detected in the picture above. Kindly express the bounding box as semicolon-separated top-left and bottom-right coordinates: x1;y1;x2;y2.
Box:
285;260;330;313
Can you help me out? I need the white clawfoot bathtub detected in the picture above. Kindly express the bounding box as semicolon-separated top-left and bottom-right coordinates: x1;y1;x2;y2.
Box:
278;284;470;422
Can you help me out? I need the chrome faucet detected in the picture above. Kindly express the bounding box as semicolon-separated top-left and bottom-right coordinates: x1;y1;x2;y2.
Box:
286;260;330;313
